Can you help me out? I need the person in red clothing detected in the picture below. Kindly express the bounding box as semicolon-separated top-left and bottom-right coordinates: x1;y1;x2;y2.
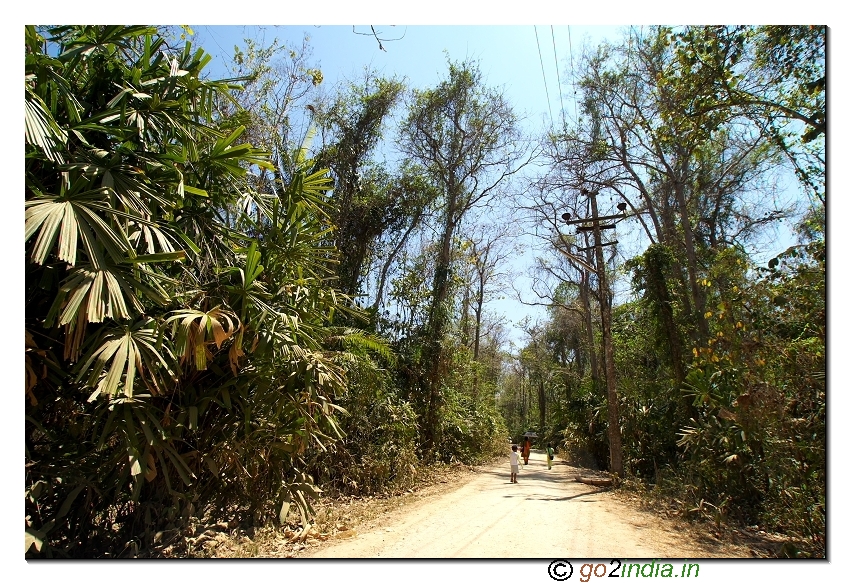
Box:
522;436;531;465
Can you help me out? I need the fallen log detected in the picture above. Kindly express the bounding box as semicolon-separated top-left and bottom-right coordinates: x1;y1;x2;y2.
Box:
575;476;614;487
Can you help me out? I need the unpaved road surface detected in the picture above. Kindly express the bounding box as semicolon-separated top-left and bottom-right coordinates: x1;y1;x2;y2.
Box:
305;451;743;558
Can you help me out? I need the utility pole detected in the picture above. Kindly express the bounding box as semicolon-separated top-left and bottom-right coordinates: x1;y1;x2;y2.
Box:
558;188;625;477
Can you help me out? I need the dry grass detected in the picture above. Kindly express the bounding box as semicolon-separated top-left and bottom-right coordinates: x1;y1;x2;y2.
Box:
170;461;487;558
611;478;816;558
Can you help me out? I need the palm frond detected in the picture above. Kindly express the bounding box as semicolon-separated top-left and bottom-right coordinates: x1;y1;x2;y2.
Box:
166;306;240;371
25;87;67;164
77;318;178;399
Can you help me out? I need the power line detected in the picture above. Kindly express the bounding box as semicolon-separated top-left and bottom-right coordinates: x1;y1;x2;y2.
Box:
567;25;578;119
551;26;565;128
534;25;554;128
201;26;233;67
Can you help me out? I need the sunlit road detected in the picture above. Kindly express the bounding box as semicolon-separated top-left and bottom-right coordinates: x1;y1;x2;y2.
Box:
304;451;719;558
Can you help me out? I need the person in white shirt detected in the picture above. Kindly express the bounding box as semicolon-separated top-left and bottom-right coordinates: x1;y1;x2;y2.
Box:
510;444;520;483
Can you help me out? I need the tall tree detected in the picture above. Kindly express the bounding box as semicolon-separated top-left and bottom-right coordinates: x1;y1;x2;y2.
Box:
455;220;516;362
316;73;406;298
538;27;792;346
667;26;825;204
399;59;528;451
224;35;324;182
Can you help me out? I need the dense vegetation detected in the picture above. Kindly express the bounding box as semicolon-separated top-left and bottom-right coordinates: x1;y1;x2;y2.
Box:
503;26;825;556
25;25;824;558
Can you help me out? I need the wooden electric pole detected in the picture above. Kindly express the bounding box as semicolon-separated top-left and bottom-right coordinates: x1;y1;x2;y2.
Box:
558;188;625;478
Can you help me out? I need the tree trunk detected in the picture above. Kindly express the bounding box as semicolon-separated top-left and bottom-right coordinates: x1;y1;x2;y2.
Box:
473;276;484;361
538;379;546;434
672;174;709;342
644;244;686;391
371;207;424;313
422;190;457;452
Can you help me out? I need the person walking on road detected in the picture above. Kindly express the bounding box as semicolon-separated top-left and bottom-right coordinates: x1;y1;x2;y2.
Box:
547;443;555;470
522;437;531;465
510;444;520;483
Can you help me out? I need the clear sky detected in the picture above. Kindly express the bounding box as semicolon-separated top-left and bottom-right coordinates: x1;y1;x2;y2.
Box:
192;24;626;129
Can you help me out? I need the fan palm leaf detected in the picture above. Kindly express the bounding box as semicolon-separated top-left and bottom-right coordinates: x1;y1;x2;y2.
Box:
45;262;173;330
25;193;131;268
77;318;177;399
166;306;240;372
25;86;67;164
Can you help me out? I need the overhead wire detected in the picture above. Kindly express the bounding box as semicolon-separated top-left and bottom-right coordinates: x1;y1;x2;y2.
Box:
202;26;233;68
567;25;578;120
551;26;566;129
628;25;637;69
534;25;554;128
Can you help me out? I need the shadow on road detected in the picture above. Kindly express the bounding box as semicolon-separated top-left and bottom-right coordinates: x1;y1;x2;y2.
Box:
473;455;615;506
501;489;601;502
476;463;590;485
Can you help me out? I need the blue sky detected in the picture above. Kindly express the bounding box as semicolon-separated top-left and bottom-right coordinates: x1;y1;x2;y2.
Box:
192;24;626;131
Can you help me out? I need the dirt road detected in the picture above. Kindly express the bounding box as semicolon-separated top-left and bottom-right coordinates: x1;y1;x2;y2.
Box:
305;451;743;558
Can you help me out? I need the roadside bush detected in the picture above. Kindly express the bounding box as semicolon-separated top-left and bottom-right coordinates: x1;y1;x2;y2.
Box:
558;382;609;470
308;359;420;495
25;25;349;556
437;387;507;464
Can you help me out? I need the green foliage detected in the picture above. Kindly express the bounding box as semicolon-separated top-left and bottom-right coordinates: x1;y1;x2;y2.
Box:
399;57;526;452
306;357;421;495
26;24;824;559
685;241;823;543
556;380;609;470
668;25;825;202
433;345;508;463
315;73;406;297
437;387;507;464
25;25;354;557
513;24;824;554
618;240;822;551
626;244;688;377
